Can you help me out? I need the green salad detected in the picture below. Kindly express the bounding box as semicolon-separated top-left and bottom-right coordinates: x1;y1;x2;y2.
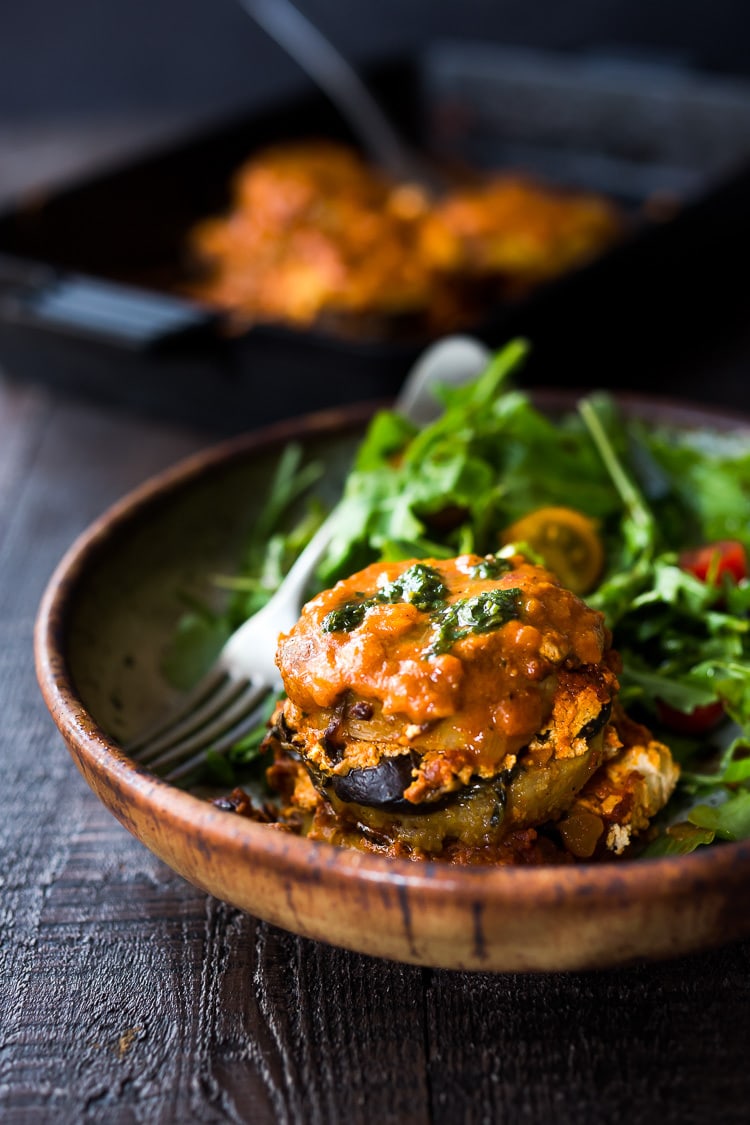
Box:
169;339;750;855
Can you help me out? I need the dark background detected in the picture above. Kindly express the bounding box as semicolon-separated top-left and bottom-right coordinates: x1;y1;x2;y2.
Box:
3;0;750;195
2;0;750;420
6;0;750;117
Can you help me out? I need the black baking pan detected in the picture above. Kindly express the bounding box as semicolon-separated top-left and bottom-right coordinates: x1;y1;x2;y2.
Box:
2;44;750;432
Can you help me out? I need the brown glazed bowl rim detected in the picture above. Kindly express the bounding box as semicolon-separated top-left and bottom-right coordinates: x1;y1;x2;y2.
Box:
34;391;750;971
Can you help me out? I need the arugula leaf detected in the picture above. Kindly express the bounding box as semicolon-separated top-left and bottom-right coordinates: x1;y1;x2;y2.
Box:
316;339;624;587
642;822;716;857
642;426;750;552
578;396;658;625
253;443;323;543
579;396;656;562
688;790;750;841
163;444;324;688
618;659;723;713
681;734;750;789
354;409;417;472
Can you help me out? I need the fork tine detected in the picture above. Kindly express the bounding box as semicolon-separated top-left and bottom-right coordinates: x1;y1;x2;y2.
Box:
137;676;257;764
126;665;229;755
142;675;269;774
164;691;274;783
133;674;249;763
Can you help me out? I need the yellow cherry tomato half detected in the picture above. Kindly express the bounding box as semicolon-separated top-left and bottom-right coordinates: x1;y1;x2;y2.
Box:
500;506;605;595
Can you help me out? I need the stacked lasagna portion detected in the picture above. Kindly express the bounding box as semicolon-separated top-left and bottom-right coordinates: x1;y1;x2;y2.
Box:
262;552;678;864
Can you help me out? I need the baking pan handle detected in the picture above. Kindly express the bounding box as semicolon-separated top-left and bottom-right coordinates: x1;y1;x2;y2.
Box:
0;254;219;350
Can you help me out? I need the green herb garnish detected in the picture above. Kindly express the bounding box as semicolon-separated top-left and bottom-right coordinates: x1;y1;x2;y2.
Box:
323;561;522;657
425;587;522;656
322;562;448;633
469;556;514;579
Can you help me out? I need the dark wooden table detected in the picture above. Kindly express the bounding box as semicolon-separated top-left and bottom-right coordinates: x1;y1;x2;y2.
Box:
2;363;750;1125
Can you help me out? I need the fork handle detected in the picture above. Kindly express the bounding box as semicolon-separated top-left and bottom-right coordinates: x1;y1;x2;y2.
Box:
237;0;433;186
222;504;342;669
265;503;341;606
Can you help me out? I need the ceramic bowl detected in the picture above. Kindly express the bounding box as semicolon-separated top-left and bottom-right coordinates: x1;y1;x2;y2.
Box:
35;394;750;972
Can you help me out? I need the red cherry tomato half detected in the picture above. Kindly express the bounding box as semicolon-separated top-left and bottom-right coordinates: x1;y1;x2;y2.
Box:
679;540;748;584
656;698;725;735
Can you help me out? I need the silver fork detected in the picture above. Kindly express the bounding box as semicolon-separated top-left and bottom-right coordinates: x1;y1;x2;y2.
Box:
237;0;444;191
127;335;490;781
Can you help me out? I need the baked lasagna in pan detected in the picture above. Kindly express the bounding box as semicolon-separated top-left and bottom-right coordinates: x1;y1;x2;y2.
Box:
188;141;623;336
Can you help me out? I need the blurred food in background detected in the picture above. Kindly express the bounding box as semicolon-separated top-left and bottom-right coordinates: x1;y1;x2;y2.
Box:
187;139;623;336
5;44;750;429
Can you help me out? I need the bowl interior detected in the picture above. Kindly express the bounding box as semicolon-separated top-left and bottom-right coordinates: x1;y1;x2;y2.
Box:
42;393;750;971
66;422;363;747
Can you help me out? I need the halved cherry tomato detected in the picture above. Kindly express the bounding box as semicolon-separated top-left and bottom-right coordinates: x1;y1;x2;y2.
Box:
679;540;747;585
655;698;725;735
500;506;604;595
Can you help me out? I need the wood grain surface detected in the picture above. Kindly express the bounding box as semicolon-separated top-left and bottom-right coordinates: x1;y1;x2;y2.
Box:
1;371;750;1124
